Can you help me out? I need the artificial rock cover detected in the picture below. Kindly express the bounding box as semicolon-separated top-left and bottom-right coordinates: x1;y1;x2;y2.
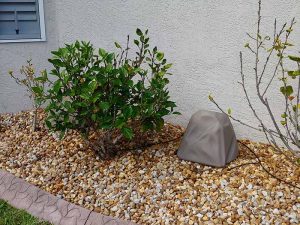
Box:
177;110;238;167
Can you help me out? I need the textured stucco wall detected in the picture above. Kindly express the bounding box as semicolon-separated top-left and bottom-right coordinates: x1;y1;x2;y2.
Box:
0;0;59;112
1;0;300;141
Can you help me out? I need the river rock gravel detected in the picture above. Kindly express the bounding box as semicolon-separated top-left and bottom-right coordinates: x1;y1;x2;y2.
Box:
0;110;299;225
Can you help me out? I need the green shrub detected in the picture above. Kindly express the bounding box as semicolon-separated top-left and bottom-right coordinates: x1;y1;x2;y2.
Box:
44;29;178;158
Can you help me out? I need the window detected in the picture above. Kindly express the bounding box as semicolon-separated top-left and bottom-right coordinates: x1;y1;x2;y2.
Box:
0;0;46;43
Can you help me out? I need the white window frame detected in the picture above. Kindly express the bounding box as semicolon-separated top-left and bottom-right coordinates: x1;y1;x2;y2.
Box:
0;0;46;43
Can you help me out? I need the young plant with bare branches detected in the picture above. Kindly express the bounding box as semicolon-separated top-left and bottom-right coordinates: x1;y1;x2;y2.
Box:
9;60;48;131
209;0;300;158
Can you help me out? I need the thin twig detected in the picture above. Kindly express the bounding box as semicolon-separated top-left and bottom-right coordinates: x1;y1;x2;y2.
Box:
210;97;262;132
227;161;259;171
238;140;300;190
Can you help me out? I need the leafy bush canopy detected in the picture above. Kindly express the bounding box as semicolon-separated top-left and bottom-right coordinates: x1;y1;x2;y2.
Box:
43;29;178;157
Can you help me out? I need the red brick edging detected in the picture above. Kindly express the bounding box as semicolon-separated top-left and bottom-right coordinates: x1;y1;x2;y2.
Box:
0;169;138;225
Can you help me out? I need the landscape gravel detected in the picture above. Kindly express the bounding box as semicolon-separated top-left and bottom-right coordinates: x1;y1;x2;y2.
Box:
0;110;299;225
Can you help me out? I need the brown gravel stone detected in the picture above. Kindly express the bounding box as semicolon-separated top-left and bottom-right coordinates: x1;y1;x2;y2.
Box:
0;109;299;224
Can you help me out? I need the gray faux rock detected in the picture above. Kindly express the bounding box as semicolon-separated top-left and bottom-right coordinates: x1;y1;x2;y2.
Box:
177;110;238;167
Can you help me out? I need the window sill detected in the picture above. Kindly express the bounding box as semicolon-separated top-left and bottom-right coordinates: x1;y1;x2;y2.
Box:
0;38;46;44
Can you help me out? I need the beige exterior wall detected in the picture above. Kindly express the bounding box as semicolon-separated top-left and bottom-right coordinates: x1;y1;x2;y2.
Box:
1;0;300;141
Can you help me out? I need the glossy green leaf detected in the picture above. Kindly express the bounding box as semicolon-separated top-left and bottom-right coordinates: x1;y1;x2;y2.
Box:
134;40;139;46
48;59;64;67
53;80;62;93
114;42;121;49
136;28;143;36
287;70;300;79
31;86;43;95
99;48;106;57
281;113;287;118
99;102;110;110
115;118;126;128
88;79;98;92
164;63;172;70
121;127;134;139
280;85;293;96
156;52;164;61
227;108;232;115
288;55;300;62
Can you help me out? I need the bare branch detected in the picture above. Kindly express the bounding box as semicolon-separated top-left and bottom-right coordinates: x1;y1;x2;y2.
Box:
210;0;300;159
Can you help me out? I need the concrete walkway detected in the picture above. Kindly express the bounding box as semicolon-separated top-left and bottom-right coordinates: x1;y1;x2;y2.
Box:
0;169;138;225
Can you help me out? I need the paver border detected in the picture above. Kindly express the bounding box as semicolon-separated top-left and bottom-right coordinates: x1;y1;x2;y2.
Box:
0;169;138;225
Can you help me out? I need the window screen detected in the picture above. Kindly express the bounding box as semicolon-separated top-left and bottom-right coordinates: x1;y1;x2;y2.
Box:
0;0;44;41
